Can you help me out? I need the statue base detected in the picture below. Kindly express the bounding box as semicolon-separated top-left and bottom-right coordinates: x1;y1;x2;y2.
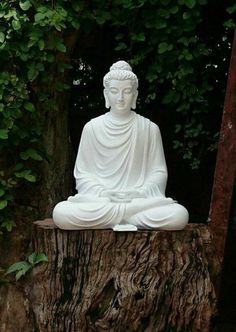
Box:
25;219;220;332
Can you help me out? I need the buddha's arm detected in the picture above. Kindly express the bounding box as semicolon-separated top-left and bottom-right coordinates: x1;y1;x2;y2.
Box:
74;123;106;196
75;171;106;196
140;171;167;197
139;124;168;197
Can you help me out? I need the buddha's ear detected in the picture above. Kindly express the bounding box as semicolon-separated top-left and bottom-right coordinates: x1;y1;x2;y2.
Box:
131;90;138;109
103;89;110;109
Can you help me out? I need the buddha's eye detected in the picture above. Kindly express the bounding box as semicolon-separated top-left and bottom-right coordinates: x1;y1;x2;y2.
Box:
110;88;118;94
124;88;132;94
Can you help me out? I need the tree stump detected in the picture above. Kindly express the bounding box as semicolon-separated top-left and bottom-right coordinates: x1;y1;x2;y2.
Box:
26;220;219;332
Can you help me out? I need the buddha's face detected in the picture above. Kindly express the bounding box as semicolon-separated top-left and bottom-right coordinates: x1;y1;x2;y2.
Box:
104;79;138;115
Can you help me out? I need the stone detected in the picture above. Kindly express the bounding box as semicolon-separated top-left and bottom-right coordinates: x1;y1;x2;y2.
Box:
53;61;189;230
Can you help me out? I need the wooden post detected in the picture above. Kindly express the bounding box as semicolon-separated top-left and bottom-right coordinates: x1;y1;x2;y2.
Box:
209;30;236;263
25;219;219;332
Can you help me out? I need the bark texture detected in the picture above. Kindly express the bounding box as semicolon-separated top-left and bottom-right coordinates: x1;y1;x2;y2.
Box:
24;220;219;332
209;31;236;263
0;32;81;332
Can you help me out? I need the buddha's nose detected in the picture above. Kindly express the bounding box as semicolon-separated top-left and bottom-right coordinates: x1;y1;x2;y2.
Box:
117;91;124;102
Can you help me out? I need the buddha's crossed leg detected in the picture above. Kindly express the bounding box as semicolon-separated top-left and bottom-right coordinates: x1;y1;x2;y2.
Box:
53;197;188;230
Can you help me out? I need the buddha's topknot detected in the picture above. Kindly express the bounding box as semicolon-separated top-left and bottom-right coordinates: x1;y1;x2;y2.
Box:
103;60;138;89
109;61;132;72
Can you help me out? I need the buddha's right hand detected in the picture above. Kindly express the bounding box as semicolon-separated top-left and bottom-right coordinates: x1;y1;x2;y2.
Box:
100;190;145;202
124;191;146;199
99;190;117;198
100;191;131;202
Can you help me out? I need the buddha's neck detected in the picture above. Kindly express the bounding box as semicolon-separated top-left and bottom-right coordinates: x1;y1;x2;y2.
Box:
109;109;134;120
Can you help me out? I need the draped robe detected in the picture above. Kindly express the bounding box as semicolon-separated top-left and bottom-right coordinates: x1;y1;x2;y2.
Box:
53;111;189;230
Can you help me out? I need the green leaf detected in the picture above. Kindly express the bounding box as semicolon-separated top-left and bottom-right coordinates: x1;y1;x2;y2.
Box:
131;32;145;42
27;67;39;81
20;1;32;11
0;200;7;210
71;20;80;29
15;269;27;281
154;19;167;29
46;53;55;63
54;24;62;32
183;12;191;19
115;42;127;51
12;20;21;31
72;3;80;11
28;252;37;265
175;124;182;133
20;53;29;61
14;163;24;171
1;219;16;232
158;42;169;54
185;53;193;60
5;261;31;275
170;6;179;14
0;189;5;197
115;33;124;40
29;253;48;265
20;149;43;161
24;174;36;182
24;102;35;112
15;170;37;182
34;12;45;22
5;254;47;281
184;0;196;8
0;129;8;139
223;19;236;29
38;39;45;50
162;90;180;104
34;253;48;264
227;4;236;14
4;9;18;20
94;10;111;25
0;32;5;43
56;42;66;53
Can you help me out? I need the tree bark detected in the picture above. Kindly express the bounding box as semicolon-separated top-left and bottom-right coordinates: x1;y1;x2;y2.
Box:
36;32;81;217
209;30;236;263
24;220;219;332
0;32;81;332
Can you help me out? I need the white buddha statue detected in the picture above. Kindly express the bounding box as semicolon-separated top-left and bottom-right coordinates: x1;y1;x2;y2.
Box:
53;61;189;231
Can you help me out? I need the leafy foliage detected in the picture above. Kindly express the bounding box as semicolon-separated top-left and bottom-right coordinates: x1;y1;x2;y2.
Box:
5;252;48;281
0;0;235;230
0;0;77;230
107;0;234;169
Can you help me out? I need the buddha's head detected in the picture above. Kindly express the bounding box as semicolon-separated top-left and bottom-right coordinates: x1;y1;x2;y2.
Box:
103;61;138;115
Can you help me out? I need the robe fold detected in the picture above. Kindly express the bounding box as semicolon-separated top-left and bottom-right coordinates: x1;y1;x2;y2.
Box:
74;111;167;198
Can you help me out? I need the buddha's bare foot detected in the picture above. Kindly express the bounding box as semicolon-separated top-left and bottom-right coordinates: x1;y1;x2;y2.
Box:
113;224;138;232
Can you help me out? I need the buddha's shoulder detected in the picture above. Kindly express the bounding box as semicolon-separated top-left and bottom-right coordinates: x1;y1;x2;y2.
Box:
83;114;105;131
136;114;160;131
82;113;160;132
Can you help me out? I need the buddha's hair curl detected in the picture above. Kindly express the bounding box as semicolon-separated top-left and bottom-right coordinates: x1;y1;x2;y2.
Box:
103;60;138;89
